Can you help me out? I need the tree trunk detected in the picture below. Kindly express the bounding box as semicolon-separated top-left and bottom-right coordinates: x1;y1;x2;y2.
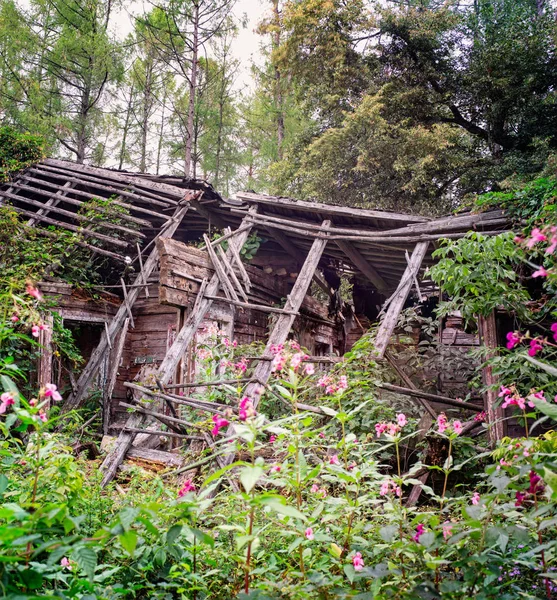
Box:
184;2;199;177
272;0;284;160
118;83;135;170
156;84;168;175
140;61;154;173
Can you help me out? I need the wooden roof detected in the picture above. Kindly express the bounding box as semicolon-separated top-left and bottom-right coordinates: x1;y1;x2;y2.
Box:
0;159;511;293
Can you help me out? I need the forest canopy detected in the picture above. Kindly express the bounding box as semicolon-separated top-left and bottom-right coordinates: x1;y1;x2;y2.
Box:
0;0;556;213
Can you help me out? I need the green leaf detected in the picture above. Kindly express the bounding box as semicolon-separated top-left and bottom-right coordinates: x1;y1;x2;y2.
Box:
329;543;343;558
240;465;264;494
533;399;557;421
260;497;307;521
118;530;137;557
524;355;557;377
0;474;8;495
72;546;97;581
543;467;557;500
190;527;214;547
344;564;355;583
318;405;338;417
379;525;398;543
166;524;182;546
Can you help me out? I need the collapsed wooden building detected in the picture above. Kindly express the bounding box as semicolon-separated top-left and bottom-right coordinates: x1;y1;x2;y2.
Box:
0;159;511;484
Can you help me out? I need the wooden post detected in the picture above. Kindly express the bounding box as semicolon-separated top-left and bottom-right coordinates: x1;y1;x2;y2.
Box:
478;311;505;444
61;199;194;415
374;242;429;359
100;210;257;487
335;240;388;293
37;314;54;408
103;318;129;434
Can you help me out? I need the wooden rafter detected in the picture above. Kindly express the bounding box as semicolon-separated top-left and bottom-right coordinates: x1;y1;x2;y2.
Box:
99;208;257;487
335;240;389;293
374;242;429;359
60;197;195;416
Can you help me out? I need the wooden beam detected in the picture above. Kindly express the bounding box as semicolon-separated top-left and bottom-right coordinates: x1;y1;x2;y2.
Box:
27;180;73;226
478;311;505;443
335;240;389;292
99;210;257;487
264;226;331;297
191;199;227;229
245;221;331;407
379;383;483;412
384;351;436;419
103;318;129;434
374;242;429;358
61;199;194;415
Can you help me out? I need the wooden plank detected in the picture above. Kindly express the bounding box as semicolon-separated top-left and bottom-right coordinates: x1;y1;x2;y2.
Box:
4;186;145;238
264;227;332;297
336;240;388;293
379;383;483;412
384;351;436;419
37;315;54;407
43;159;185;201
103;318;129;434
241;220;331;408
235;191;429;224
478;311;505;443
224;227;252;291
204;233;238;301
120;280;136;328
62;199;194;415
374;242;429;358
217;244;249;302
27;180;73;226
99;210;257;487
2;200;132;249
191;198;227;229
127;447;185;468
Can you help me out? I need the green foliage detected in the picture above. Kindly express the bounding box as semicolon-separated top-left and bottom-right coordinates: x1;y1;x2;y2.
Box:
429;232;530;323
0;126;44;183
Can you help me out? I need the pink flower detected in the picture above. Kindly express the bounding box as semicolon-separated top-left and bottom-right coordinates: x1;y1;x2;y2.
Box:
380;479;401;497
396;413;407;427
532;266;548;278
528;338;544;357
60;557;72;569
318;431;325;439
43;383;62;402
0;392;15;414
38;410;47;423
375;423;388;437
412;523;425;543
239;396;256;420
211;414;229;436
546;236;557;255
304;363;315;376
474;411;486;422
305;527;314;540
551;323;557;343
515;491;526;507
471;492;480;505
506;331;522;350
290;352;306;370
178;479;196;497
26;284;43;301
269;434;277;444
270;465;281;473
526;228;547;248
311;484;320;493
271;353;286;372
352;552;364;571
442;522;453;540
453;420;463;435
338;376;348;391
31;325;40;337
329;454;340;465
11;314;19;323
437;413;448;434
317;375;330;388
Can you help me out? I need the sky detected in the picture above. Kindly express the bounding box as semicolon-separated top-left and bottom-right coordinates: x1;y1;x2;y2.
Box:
112;0;268;91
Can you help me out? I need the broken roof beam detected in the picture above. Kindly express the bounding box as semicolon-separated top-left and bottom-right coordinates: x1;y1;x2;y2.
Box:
263;226;332;297
335;240;389;293
60;197;195;415
190;198;227;229
26;180;73;226
236;191;429;225
2;188;146;240
374;242;429;359
43;159;185;202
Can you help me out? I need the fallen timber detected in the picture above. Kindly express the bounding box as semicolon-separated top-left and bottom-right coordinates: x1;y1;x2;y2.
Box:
379;383;483;412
